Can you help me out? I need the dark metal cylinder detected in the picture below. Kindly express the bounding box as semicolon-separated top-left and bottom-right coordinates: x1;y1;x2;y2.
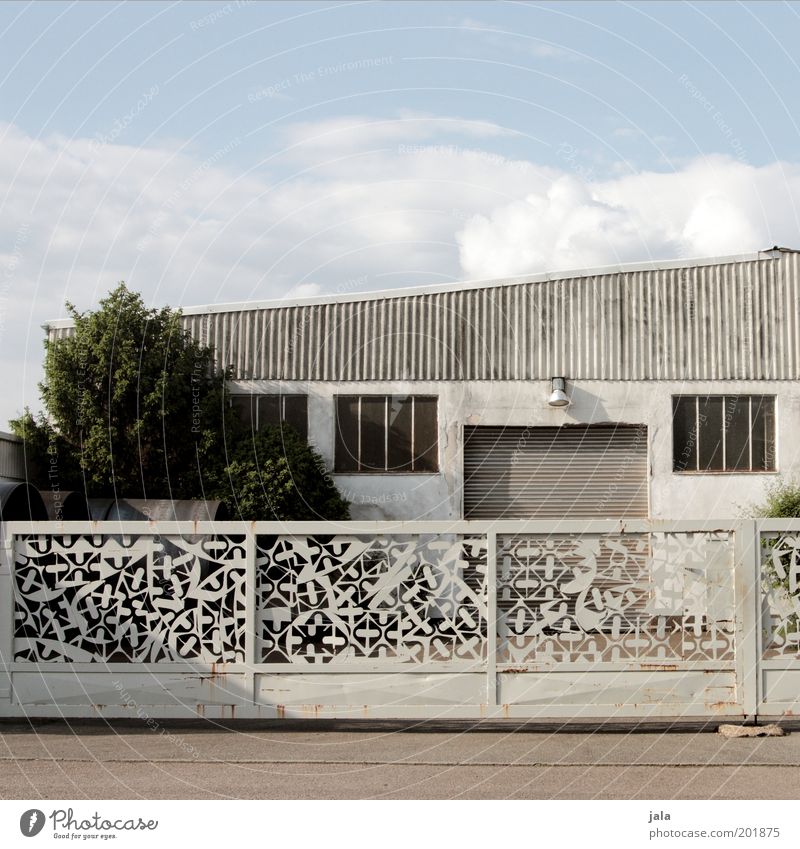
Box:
39;490;90;521
106;499;230;522
0;482;47;522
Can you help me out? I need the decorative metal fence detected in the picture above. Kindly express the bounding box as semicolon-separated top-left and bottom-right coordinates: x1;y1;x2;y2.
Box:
0;519;796;720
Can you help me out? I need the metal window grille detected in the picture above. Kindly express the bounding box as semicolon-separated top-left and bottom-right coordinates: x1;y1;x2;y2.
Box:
334;395;438;472
672;395;775;472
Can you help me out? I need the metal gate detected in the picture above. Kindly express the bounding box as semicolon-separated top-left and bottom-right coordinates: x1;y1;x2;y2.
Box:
463;425;649;519
5;518;792;721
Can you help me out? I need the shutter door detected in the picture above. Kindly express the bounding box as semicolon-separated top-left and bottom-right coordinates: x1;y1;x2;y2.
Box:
463;425;648;519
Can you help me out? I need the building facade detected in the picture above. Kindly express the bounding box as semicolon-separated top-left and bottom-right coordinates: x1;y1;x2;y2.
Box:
0;432;26;483
46;248;800;520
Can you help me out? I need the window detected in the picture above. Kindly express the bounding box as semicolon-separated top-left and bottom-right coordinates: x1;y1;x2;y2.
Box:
335;395;438;472
230;394;308;439
672;395;775;472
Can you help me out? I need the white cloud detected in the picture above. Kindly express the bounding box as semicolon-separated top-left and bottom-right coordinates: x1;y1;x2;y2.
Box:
457;176;657;277
0;117;549;421
681;194;757;257
456;157;800;279
612;127;640;139
528;43;580;61
3;114;800;425
458;18;583;61
277;111;515;159
284;282;323;299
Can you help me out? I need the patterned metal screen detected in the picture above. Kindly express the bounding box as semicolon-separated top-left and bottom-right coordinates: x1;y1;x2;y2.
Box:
256;534;487;663
14;534;247;662
496;532;735;664
12;527;738;668
761;533;800;658
16;520;800;720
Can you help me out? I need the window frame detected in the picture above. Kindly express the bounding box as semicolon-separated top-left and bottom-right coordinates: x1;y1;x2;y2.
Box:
333;394;439;474
229;392;308;439
671;394;777;475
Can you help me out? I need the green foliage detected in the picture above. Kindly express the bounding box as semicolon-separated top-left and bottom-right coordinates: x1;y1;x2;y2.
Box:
15;282;350;520
9;409;84;491
752;478;800;518
24;283;231;498
215;424;350;521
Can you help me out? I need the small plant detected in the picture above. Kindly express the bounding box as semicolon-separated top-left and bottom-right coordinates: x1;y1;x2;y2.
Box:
752;478;800;519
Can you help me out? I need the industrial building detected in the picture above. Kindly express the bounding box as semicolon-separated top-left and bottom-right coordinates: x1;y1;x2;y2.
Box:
46;247;800;520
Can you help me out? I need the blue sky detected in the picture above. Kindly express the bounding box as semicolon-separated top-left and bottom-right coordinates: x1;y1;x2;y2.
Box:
3;0;800;422
6;1;800;169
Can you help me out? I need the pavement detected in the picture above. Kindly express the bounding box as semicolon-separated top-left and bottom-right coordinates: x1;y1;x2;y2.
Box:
1;720;800;799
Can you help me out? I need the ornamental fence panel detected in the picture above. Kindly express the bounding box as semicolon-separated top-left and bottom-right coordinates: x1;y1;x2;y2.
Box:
0;519;792;720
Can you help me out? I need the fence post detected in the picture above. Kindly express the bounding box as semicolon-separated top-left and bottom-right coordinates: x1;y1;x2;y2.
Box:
486;530;497;711
244;529;257;706
0;532;14;707
734;519;760;721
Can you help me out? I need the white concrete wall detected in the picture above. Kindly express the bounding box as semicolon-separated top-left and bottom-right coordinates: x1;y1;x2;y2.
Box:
231;379;799;521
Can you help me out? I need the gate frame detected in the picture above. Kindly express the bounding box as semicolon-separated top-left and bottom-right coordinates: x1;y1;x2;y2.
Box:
0;519;766;721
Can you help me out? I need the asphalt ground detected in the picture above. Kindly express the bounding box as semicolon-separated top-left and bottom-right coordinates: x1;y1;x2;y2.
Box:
1;720;799;799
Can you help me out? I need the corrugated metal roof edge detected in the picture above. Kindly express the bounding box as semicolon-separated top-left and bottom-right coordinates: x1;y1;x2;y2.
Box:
43;247;792;329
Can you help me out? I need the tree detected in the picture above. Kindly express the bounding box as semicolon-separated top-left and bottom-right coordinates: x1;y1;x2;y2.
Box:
13;282;350;520
215;424;349;521
13;283;230;500
10;410;85;493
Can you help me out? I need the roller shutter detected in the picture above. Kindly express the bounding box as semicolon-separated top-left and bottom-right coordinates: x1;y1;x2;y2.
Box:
463;425;648;519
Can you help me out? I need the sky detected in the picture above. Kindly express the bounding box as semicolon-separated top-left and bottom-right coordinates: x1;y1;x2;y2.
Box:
3;0;800;424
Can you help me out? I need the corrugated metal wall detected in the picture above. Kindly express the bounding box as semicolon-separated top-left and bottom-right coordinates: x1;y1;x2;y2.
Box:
48;254;800;381
0;433;26;481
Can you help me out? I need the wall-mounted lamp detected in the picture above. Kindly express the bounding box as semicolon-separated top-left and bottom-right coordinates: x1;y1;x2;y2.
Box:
548;376;570;407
